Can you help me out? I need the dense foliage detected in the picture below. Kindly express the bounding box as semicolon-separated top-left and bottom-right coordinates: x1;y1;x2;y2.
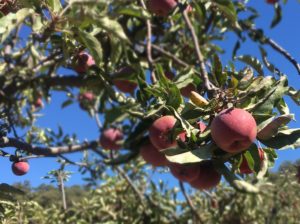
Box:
0;0;300;222
0;161;299;223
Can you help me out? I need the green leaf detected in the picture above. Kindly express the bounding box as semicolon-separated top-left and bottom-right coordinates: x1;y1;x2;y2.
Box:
96;17;129;43
270;4;282;28
212;54;226;87
260;128;300;150
216;163;259;193
259;47;281;75
164;144;213;164
75;29;103;65
116;5;151;19
61;99;74;109
0;8;34;43
47;0;63;14
236;55;264;75
257;114;294;140
214;0;239;28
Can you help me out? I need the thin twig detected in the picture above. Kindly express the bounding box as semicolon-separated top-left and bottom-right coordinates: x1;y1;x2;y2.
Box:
140;0;157;83
179;181;204;224
181;5;217;92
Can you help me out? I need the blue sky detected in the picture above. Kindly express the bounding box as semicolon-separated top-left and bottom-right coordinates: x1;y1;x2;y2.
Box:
1;1;300;187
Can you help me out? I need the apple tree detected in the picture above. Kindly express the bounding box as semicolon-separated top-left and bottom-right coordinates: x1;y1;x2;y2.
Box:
0;0;299;219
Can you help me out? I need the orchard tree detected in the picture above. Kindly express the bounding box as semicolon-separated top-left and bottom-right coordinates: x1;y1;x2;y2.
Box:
0;0;300;221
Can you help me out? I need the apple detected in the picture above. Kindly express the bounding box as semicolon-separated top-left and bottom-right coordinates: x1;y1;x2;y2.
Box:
147;0;177;17
149;115;180;150
180;83;196;98
198;121;207;133
189;160;221;190
210;108;257;153
113;80;137;94
34;97;43;108
239;148;265;174
266;0;278;4
140;141;169;167
169;163;200;182
100;128;123;150
12;161;29;176
113;66;137;93
78;92;94;102
74;52;95;74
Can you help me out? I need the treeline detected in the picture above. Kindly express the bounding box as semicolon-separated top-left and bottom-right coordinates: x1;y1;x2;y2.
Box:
1;160;300;224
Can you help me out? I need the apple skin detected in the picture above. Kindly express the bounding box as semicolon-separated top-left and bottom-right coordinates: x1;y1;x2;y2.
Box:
113;80;137;94
78;92;94;102
100;128;123;150
189;160;221;190
239;148;265;174
147;0;177;17
149;115;179;150
266;0;278;4
74;52;95;74
180;83;196;98
169;163;201;182
34;98;43;108
12;161;29;176
140;141;169;167
210;108;257;153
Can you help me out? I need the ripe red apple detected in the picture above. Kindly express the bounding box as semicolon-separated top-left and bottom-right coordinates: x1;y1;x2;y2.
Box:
74;52;95;74
140;141;169;167
198;121;207;133
113;80;137;94
100;128;123;150
189;160;221;190
113;66;137;93
78;92;94;102
12;161;29;176
169;163;200;182
180;83;196;98
149;115;179;150
239;148;265;174
34;97;43;108
147;0;177;17
266;0;278;4
210;108;257;153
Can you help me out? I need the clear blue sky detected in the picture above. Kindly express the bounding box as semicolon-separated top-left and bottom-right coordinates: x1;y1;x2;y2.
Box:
1;1;300;187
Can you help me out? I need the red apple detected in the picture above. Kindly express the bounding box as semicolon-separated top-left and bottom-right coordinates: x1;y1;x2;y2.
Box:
266;0;278;4
210;108;257;153
100;128;123;150
147;0;177;17
12;161;29;176
140;141;169;167
74;52;95;74
149;115;178;150
180;83;196;98
113;79;137;93
239;148;265;174
34;97;43;108
189;160;221;190
78;92;95;102
198;121;207;133
169;163;200;182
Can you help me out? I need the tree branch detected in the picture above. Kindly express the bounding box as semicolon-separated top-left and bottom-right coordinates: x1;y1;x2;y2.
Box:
0;137;99;156
179;181;204;224
181;5;217;91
